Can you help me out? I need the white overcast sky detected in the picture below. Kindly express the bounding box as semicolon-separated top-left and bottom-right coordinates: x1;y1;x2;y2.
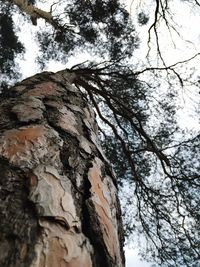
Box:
15;1;200;266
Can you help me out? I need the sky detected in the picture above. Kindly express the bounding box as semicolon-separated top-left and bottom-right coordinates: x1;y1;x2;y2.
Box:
125;247;151;267
14;1;200;267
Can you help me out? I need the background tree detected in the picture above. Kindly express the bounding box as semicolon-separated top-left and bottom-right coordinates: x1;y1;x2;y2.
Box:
0;0;200;266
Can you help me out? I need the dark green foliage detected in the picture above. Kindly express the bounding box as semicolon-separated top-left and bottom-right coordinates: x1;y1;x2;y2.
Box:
28;0;36;4
36;28;77;67
67;0;138;59
0;10;24;88
102;136;129;185
36;0;138;66
138;12;149;25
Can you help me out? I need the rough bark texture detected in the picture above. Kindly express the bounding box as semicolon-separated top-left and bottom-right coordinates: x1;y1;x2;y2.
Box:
0;71;125;267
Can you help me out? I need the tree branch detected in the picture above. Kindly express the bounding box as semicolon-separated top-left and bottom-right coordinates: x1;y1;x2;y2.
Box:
9;0;53;25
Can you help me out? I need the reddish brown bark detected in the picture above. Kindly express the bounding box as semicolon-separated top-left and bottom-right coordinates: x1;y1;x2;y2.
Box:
0;71;125;267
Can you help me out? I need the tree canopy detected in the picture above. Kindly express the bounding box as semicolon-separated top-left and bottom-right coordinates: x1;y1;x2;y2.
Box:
0;0;200;266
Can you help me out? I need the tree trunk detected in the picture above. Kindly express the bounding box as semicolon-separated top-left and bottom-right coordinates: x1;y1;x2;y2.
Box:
0;70;125;267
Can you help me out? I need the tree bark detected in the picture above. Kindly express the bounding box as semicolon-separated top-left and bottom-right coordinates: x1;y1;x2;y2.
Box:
0;70;125;267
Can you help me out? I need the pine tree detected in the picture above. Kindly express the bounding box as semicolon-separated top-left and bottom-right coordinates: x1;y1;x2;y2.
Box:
0;1;200;266
0;70;125;267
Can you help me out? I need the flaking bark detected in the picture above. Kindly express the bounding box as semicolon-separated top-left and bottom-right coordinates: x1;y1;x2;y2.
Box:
0;70;125;267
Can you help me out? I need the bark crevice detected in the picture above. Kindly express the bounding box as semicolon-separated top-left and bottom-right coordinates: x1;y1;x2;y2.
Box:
0;157;40;267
